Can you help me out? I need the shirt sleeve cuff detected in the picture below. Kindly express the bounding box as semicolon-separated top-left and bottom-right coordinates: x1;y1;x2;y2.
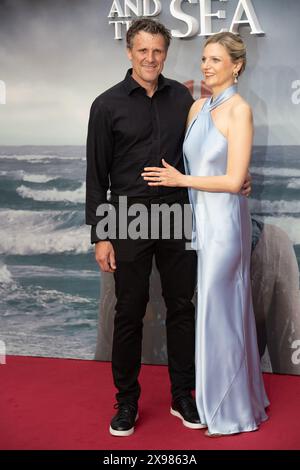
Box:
91;225;109;244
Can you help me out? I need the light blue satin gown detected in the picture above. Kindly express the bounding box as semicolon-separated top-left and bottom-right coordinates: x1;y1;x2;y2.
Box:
183;85;269;435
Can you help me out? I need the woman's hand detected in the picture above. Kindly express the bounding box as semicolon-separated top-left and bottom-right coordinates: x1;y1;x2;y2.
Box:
141;159;186;187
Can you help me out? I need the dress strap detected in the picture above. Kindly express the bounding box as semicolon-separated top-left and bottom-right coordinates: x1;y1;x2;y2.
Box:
207;85;238;111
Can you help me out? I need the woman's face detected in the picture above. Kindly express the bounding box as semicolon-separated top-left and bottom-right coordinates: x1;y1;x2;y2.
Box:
201;42;240;90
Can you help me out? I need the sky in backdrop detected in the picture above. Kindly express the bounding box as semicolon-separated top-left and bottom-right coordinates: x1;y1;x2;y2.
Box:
0;0;299;145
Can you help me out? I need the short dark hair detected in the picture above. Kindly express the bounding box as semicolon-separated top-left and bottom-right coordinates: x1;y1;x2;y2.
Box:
126;18;172;50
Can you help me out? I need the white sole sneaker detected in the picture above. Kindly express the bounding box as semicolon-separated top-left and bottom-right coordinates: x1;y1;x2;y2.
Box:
170;408;207;429
109;413;139;437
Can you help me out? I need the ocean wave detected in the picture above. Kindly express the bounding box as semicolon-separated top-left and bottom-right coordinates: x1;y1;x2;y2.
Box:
10;264;98;280
1;281;93;316
261;179;300;187
0;333;96;359
0;263;14;284
251;167;300;178
0;170;59;182
250;199;300;214
0;209;91;255
0;169;23;179
16;182;85;203
22;173;59;183
287;179;300;189
0;154;84;162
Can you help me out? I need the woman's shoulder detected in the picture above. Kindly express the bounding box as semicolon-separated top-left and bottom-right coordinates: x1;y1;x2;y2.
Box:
231;94;252;112
186;98;207;126
230;94;253;121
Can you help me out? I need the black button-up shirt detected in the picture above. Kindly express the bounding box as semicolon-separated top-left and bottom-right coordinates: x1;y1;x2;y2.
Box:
86;69;194;241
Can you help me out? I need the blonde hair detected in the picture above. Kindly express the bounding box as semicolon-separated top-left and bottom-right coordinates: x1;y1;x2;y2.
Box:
204;32;246;76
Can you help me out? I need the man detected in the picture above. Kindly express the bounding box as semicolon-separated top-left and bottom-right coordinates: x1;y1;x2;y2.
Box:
86;19;250;437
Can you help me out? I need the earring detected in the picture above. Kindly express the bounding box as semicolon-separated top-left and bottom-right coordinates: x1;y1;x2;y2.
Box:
233;72;238;84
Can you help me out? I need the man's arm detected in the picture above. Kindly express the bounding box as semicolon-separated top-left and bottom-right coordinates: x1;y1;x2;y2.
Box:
86;99;117;272
86;99;113;242
241;171;252;197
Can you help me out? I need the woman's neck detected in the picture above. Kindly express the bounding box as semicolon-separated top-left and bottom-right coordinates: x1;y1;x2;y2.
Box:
211;82;235;101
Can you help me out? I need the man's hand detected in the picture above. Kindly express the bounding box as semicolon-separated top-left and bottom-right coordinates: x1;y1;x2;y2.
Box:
240;171;252;197
95;241;116;272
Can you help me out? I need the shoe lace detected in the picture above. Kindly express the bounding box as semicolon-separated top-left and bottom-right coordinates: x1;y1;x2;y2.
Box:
113;402;137;418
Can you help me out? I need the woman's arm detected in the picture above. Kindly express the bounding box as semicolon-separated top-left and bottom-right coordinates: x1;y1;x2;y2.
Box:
142;102;253;194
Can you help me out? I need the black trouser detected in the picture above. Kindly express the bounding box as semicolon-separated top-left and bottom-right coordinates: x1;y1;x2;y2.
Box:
110;195;197;403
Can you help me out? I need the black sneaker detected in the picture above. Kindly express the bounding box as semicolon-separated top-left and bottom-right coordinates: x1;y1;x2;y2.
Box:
171;395;206;429
109;402;138;437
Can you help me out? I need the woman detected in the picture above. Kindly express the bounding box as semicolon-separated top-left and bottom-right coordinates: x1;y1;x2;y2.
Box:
142;32;269;436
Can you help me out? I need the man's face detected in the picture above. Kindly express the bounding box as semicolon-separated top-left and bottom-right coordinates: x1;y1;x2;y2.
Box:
127;31;167;88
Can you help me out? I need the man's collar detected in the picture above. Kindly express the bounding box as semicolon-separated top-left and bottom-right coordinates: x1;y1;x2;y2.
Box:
124;69;171;95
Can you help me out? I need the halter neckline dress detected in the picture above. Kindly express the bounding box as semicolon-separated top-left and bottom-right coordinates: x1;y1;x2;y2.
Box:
183;85;269;435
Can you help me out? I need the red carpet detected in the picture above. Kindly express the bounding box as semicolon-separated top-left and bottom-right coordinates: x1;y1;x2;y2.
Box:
1;356;300;450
